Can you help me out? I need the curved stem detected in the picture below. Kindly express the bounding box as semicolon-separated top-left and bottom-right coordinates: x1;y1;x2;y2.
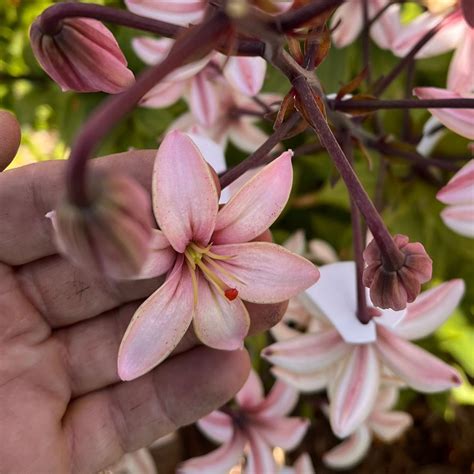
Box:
330;97;474;110
66;12;229;206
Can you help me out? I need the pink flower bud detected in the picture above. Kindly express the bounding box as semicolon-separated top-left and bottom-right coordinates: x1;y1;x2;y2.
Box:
363;235;433;311
48;173;153;279
30;17;134;93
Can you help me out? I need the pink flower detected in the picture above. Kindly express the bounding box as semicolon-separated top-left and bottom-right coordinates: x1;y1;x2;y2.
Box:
330;0;401;49
178;370;309;474
393;9;474;94
262;262;463;438
47;173;153;279
323;386;412;469
117;131;319;380
414;87;474;140
30;17;134;93
437;159;474;238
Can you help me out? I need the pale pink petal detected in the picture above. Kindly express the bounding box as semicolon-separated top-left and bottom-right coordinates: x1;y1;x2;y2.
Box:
293;453;315;474
245;428;277;474
252;417;309;450
189;73;220;127
236;369;264;409
153;130;219;252
441;204;474;237
252;381;299;418
373;385;399;411
197;411;233;444
211;242;320;304
329;345;380;438
187;132;227;174
413;87;474;140
270;366;329;392
118;256;194;380
193;275;250;350
393;13;465;58
261;329;350;374
284;230;306;255
447;28;474;93
437;160;474;205
308;238;339;264
135;229;176;279
369;0;402;50
223;167;261;204
132;36;209;80
323;425;372;469
178;429;245;474
106;448;157;474
125;0;205;26
392;280;465;340
228;119;270;153
141;81;187;108
368;411;412;442
223;56;266;96
376;326;462;392
331;0;364;48
213;151;293;244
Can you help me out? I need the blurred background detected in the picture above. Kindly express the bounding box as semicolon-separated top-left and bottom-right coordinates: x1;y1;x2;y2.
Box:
0;1;472;472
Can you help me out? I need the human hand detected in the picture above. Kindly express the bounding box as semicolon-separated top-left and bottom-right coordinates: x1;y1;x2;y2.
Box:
0;113;286;473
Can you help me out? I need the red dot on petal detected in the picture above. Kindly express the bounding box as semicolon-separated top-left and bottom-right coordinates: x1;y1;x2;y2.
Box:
225;288;239;301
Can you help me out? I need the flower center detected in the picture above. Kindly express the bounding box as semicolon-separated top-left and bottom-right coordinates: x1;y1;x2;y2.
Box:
184;242;241;305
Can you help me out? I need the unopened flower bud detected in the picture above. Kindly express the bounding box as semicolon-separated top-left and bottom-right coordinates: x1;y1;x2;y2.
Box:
47;173;153;279
362;234;433;311
30;17;134;93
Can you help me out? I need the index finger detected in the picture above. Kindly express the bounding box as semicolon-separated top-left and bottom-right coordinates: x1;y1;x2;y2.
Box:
0;150;156;266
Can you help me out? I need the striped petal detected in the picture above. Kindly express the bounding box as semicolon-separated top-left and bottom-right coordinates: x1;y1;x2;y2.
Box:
447;27;474;93
245;428;277;474
197;411;233;444
252;381;299;418
392;279;465;340
330;0;364;48
236;369;264;409
441;204;474;237
261;329;350;374
437;160;474;205
368;410;412;442
376;326;462;392
223;56;266;96
323;425;372;469
253;417;309;450
189;73;220;127
270;366;329;393
329;345;380;438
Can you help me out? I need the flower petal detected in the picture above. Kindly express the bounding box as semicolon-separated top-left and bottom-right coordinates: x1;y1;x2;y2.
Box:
447;27;474;93
261;329;350;374
330;0;363;48
245;428;277;474
118;256;194;380
293;453;315;474
323;425;372;469
373;385;399;411
223;56;266;96
437;160;474;205
153;130;219;252
253;417;309;450
197;411;233;444
368;410;412;442
376;326;462;392
193;276;250;350
212;242;320;304
125;0;205;26
413;87;474;140
141;81;187;108
213;151;294;244
189;73;220;127
252;380;299;418
236;369;264;409
187;132;227;174
441;204;474;237
369;0;401;50
135;229;176;279
178;429;245;474
391;280;465;340
228;118;270;153
329;345;380;438
284;230;306;255
270;367;328;393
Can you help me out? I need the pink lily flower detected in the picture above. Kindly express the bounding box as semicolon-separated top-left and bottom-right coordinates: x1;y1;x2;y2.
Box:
262;262;463;438
323;385;412;470
393;8;474;94
330;0;401;49
414;87;474;140
132;36;266;126
178;370;309;474
118;130;319;380
437;159;474;238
